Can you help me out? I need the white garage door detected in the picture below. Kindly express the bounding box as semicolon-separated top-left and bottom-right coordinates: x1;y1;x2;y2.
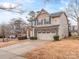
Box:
37;32;56;40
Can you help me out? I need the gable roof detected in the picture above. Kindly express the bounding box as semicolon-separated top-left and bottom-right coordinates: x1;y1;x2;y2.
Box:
40;9;49;14
35;9;66;19
36;9;49;19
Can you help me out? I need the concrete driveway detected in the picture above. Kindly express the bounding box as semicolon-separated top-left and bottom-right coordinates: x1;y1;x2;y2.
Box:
0;49;26;59
0;40;49;59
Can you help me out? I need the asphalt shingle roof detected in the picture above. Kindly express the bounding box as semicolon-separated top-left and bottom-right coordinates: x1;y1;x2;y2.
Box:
51;12;64;17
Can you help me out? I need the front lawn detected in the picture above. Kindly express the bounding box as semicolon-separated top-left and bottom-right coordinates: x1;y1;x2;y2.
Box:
23;37;79;59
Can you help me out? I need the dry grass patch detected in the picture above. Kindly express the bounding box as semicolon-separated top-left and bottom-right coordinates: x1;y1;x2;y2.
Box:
64;36;79;40
23;39;79;59
0;40;26;48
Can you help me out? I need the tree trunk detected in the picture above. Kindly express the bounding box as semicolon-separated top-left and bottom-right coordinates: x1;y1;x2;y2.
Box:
77;17;79;35
3;37;5;42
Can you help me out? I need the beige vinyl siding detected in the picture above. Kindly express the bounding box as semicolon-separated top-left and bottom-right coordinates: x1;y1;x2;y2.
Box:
58;13;68;39
51;17;60;25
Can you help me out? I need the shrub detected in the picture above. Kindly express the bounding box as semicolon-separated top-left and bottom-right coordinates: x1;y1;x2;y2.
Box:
69;32;71;36
30;37;37;40
0;35;5;38
53;35;59;41
18;36;27;40
23;36;27;39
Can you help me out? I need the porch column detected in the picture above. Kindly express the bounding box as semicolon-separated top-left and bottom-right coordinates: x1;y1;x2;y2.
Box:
32;28;35;37
27;29;29;39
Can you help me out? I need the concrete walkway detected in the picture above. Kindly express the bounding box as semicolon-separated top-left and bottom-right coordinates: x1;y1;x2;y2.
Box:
0;49;26;59
0;40;49;59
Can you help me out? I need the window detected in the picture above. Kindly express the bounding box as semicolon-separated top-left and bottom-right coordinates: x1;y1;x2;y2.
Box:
44;17;51;24
44;19;50;24
38;32;41;33
37;19;43;25
54;19;57;22
47;32;50;33
36;17;51;25
42;31;45;33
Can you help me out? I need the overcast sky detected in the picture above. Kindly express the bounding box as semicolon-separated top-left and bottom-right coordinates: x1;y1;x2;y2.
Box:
0;0;77;25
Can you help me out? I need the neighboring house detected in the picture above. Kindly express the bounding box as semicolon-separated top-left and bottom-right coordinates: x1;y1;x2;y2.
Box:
28;9;69;40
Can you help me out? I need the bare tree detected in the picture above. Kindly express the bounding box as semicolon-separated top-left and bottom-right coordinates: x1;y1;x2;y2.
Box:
28;11;35;19
65;0;79;35
1;24;6;42
66;0;79;21
28;11;36;26
0;24;12;42
10;18;27;37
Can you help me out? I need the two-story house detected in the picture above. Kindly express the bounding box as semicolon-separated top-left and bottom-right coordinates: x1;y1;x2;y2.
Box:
28;9;69;40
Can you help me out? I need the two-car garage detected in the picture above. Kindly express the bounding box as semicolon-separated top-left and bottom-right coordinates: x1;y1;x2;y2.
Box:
37;32;56;40
36;26;59;40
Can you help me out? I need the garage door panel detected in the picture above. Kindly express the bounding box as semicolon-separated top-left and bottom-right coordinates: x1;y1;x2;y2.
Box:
37;33;56;40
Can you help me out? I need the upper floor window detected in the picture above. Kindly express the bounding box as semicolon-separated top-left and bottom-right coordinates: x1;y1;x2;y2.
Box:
36;17;51;25
37;19;43;25
44;17;51;24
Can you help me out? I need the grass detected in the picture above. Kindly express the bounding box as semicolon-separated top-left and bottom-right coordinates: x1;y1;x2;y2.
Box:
0;40;26;48
23;37;79;59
